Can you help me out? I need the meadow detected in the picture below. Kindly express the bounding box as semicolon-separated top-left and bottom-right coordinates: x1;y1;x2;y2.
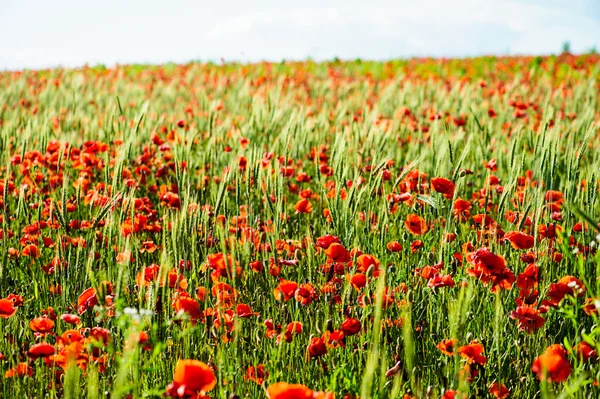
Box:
0;54;599;398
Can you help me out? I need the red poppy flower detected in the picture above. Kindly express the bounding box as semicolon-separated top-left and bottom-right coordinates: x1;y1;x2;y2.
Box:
531;344;571;382
315;235;341;250
77;287;98;314
278;322;303;344
453;198;471;221
431;177;456;199
341;317;361;336
245;364;267;385
410;240;423;253
356;254;380;273
457;341;487;365
441;390;460;399
583;298;600;316
136;264;161;287
543;276;586;308
22;244;41;258
323;330;345;348
509;306;545;333
167;269;188;290
264;319;280;339
308;337;328;358
172;295;202;321
516;264;539;292
348;273;367;291
466;247;515;291
140;240;157;253
88;327;111;346
405;214;427;235
236;303;258;318
427;273;455;288
484;158;497;172
57;329;84;345
4;363;33;378
295;283;319;306
545;190;564;204
60;313;81;325
324;243;351;262
28;342;55;359
538;223;562;239
166;360;216;397
0;298;17;318
503;231;535;250
573;341;598;363
274;280;299;301
386;241;402;252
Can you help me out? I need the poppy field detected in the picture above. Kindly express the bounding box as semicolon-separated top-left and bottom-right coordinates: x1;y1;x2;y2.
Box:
0;54;599;398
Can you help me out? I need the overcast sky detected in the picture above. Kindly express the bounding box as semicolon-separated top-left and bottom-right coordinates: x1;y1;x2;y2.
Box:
1;0;599;70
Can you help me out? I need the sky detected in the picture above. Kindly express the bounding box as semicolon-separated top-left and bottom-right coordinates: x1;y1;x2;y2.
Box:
1;0;599;70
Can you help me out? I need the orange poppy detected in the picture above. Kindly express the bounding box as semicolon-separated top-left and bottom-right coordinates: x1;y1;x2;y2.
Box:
436;339;458;356
583;298;600;316
4;363;33;378
531;344;571;382
77;287;98;314
488;382;510;399
267;382;313;399
322;330;345;348
356;254;380;273
136;264;161;287
22;243;41;258
294;199;313;214
29;316;55;333
545;190;564;204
